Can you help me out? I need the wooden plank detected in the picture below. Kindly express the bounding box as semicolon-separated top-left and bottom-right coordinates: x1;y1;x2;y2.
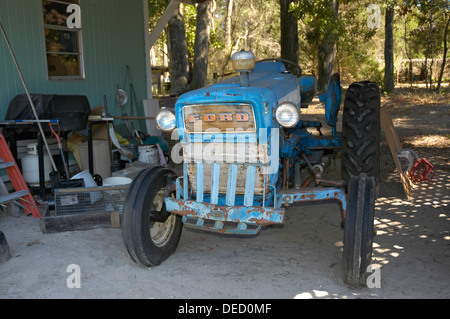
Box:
42;212;118;234
110;211;121;228
380;107;413;199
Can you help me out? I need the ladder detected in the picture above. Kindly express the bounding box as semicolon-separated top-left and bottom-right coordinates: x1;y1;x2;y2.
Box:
0;131;41;218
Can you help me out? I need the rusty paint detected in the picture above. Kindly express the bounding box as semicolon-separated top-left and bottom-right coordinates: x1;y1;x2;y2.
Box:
165;197;285;226
277;187;347;223
300;193;316;200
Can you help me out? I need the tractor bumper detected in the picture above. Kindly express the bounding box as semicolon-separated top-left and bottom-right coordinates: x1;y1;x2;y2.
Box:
164;197;285;235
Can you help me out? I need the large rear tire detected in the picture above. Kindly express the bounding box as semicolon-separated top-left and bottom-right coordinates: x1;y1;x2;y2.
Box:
342;173;376;288
342;81;380;192
122;167;183;266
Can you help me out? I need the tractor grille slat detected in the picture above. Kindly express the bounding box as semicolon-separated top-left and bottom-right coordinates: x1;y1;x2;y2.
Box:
196;162;204;203
226;163;238;206
210;162;220;205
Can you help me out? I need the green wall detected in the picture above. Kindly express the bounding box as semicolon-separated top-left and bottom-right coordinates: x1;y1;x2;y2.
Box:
0;0;148;134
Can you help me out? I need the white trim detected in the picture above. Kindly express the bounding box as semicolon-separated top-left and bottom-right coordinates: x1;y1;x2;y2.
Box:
144;0;152;99
143;1;184;136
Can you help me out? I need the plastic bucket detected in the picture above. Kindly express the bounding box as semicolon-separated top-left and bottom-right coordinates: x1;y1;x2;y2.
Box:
103;177;132;187
71;170;102;203
138;145;160;166
103;177;132;212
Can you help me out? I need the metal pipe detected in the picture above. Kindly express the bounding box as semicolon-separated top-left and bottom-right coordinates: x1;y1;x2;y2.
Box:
0;22;57;172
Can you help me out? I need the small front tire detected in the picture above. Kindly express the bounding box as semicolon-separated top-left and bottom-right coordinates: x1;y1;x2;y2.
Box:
121;167;183;266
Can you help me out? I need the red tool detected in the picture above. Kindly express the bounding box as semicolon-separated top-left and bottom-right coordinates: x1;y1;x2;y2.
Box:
408;158;435;185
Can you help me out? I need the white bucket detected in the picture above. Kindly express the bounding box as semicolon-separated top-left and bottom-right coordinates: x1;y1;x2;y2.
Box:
103;177;132;212
103;177;132;187
138;145;159;166
71;170;102;203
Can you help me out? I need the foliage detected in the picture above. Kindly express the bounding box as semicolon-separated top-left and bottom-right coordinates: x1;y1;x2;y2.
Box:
148;0;449;89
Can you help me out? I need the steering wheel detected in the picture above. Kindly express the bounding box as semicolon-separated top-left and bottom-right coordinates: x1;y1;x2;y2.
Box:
256;58;302;77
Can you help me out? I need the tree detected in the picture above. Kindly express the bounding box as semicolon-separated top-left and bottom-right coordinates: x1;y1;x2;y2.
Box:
292;0;340;91
167;3;190;95
437;12;449;91
317;0;339;91
191;1;212;89
225;0;233;49
211;0;280;77
406;0;449;90
384;2;395;92
280;0;299;73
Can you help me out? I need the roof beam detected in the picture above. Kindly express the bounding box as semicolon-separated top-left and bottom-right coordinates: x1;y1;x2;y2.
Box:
178;0;211;4
147;0;211;49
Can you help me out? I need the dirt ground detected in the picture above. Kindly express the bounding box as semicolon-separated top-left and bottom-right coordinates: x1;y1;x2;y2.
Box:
0;89;449;299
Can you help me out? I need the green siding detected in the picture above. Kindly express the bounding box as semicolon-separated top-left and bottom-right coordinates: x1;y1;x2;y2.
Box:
0;0;148;133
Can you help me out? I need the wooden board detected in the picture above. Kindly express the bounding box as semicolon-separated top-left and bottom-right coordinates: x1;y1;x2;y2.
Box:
42;211;120;234
380;107;413;199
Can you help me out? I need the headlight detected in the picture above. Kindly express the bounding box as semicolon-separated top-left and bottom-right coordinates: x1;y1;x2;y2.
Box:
156;108;176;132
275;102;300;128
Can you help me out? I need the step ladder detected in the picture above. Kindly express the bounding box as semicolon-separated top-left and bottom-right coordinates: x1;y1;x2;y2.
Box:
0;131;41;218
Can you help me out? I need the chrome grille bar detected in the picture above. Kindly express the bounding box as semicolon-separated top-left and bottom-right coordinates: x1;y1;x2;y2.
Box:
244;165;256;207
196;162;204;202
183;162;188;200
226;163;238;206
210;162;220;205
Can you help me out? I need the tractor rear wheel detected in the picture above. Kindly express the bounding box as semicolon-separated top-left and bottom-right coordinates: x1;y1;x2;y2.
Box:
342;81;380;192
342;173;376;288
121;167;183;266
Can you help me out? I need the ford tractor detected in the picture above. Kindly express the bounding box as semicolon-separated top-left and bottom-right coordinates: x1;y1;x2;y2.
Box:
121;51;381;288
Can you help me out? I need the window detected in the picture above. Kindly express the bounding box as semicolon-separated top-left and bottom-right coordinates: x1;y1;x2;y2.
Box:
42;0;84;80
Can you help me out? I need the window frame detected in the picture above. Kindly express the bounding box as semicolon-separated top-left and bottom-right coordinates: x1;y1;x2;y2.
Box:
42;0;85;81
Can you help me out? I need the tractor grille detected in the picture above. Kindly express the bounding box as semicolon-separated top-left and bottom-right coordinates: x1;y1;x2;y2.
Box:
182;143;269;199
187;162;267;196
183;162;268;206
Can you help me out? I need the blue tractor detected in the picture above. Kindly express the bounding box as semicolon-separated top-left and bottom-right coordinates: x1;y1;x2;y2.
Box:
121;51;381;287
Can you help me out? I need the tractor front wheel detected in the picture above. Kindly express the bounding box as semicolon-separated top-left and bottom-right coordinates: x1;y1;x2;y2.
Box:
121;167;183;266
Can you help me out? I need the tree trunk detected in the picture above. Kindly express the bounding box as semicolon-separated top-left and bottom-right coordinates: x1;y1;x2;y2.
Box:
167;4;190;96
317;0;339;92
437;14;450;91
424;10;434;90
384;5;395;92
192;1;211;89
280;0;299;74
403;16;413;88
225;0;233;49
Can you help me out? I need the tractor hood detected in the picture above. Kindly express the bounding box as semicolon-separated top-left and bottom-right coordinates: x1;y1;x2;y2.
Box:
176;61;301;108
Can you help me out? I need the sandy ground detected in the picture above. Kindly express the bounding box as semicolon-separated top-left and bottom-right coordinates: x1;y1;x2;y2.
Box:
0;92;449;299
